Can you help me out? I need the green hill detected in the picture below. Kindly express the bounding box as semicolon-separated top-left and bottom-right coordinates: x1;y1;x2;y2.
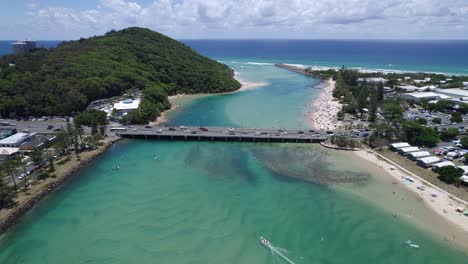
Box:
0;27;240;121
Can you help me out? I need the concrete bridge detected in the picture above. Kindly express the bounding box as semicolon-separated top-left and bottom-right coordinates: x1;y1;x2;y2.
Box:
115;126;329;143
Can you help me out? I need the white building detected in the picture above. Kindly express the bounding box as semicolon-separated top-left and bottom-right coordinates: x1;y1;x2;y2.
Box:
407;151;431;160
401;92;444;102
0;133;36;148
463;82;468;88
390;142;410;150
113;98;141;116
417;156;440;168
457;166;468;174
436;88;468;99
432;161;455;171
0;147;20;161
357;77;388;84
12;40;36;54
399;146;420;155
396;85;419;92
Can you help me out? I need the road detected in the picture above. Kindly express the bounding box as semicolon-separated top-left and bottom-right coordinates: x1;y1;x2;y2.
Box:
0;119;93;135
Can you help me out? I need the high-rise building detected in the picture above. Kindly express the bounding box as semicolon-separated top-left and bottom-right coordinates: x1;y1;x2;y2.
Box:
11;39;36;54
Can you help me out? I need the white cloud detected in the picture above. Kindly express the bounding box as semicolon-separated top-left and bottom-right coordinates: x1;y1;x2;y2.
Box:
22;0;468;39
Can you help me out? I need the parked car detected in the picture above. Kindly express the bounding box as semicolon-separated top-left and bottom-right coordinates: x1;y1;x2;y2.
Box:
199;127;208;131
18;173;26;180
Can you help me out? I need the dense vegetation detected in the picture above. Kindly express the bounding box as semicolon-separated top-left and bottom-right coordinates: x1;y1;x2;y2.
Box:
0;27;240;119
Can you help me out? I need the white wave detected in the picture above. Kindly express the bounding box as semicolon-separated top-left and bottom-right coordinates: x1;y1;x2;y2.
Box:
246;62;274;66
283;63;306;68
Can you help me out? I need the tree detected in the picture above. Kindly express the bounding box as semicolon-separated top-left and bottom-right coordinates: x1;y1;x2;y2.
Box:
462;136;468;149
382;101;404;121
0;27;240;118
30;147;43;165
450;112;463;123
438;166;463;184
74;109;108;127
440;128;458;141
431;117;441;124
48;155;55;172
416;118;427;125
0;177;16;209
401;121;439;147
377;82;384;101
0;158;23;190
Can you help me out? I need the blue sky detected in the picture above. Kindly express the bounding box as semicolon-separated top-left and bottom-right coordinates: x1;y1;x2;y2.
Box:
1;0;468;40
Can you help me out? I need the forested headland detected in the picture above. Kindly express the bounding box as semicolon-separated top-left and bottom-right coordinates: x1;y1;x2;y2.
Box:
0;27;240;122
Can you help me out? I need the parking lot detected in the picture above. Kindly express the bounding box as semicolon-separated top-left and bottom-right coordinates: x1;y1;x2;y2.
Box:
404;109;468;131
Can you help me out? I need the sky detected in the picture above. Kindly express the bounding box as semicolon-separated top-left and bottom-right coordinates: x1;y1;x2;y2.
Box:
1;0;468;40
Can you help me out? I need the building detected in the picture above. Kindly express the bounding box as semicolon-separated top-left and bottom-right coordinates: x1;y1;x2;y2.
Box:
396;85;420;92
357;77;388;84
0;133;35;148
113;98;141;116
407;151;431;160
12;40;36;54
390;142;410;150
398;146;420;155
0;147;20;161
401;92;445;103
432;161;455;171
416;156;440;168
463;82;468;88
436;88;468;99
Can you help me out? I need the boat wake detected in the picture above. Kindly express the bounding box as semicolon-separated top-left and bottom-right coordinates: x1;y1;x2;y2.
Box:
260;236;297;264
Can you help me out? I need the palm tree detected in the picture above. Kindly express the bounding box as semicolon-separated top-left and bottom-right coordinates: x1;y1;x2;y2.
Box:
0;157;23;190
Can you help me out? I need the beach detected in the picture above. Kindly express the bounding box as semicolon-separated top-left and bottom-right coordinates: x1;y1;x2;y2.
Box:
149;74;267;126
234;71;267;91
306;79;343;130
353;149;468;250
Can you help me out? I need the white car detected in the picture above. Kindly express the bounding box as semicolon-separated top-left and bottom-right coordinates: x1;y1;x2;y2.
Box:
18;173;26;180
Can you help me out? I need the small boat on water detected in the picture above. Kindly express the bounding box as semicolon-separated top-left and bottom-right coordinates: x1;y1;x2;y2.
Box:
405;240;420;248
259;236;296;264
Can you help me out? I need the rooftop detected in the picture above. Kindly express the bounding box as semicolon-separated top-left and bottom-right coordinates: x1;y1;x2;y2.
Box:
437;88;468;98
404;92;440;98
0;133;35;144
113;98;141;111
0;147;20;155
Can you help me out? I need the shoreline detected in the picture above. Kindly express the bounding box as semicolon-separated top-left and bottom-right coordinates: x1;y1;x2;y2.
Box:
233;70;268;92
353;149;468;249
0;137;120;236
149;73;267;126
274;63;343;131
306;79;343;130
276;61;468;249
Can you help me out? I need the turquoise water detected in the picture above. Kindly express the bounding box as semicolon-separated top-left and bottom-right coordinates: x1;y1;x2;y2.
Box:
1;63;467;263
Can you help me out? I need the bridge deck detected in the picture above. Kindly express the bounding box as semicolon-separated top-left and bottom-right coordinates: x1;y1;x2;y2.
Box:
116;126;329;143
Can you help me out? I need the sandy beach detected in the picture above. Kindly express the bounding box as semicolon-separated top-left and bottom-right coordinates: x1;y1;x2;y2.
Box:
354;149;468;248
150;74;266;126
234;71;267;91
306;79;343;130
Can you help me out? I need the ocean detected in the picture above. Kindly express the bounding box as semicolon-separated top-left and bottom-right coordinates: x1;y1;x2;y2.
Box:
1;39;468;75
0;40;467;263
